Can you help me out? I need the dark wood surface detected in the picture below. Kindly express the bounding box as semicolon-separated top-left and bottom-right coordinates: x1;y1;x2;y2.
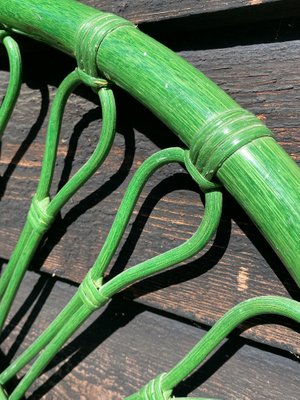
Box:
81;0;300;24
1;270;299;400
0;27;299;354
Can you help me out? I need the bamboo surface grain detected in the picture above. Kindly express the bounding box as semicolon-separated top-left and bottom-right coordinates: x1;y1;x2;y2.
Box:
0;31;299;354
0;270;299;400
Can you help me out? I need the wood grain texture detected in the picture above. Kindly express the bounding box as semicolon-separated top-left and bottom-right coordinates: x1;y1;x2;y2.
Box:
80;0;300;24
0;270;299;399
0;34;299;353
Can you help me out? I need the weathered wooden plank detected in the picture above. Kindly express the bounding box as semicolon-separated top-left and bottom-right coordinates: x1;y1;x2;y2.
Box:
1;271;299;399
0;37;299;354
80;0;300;24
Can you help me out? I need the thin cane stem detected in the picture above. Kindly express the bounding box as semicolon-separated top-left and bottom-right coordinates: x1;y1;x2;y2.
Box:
0;32;22;140
0;148;222;399
0;71;116;334
161;296;300;393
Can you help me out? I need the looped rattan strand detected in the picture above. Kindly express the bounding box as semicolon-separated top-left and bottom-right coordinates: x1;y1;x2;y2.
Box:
27;195;54;235
79;271;109;311
0;69;116;337
126;296;300;400
0;147;222;400
190;109;273;180
0;30;22;141
75;13;133;77
133;374;171;400
76;67;108;90
184;150;221;192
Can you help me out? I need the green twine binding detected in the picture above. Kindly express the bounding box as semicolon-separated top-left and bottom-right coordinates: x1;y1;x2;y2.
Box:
183;150;221;192
27;195;54;235
79;270;109;311
76;13;134;77
190;109;273;180
136;374;171;400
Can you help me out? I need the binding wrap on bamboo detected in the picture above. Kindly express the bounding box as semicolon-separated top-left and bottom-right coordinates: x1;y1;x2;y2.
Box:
0;0;299;399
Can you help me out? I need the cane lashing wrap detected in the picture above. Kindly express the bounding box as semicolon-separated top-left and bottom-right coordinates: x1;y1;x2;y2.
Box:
75;13;134;77
27;195;54;235
190;109;273;180
79;270;109;311
133;374;171;400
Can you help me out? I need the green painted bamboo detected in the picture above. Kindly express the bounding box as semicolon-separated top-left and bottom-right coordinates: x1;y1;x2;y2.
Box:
0;147;222;399
0;30;22;140
0;1;299;399
125;296;300;400
0;0;298;285
0;69;116;333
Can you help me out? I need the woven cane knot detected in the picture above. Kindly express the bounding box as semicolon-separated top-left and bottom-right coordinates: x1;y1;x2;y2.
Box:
184;150;221;193
27;195;54;235
75;13;134;77
76;68;108;90
190;108;272;180
0;30;8;41
79;270;109;311
138;374;172;400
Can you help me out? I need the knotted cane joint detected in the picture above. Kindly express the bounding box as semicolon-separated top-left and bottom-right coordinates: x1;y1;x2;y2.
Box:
76;13;134;77
184;151;221;193
134;374;172;400
27;195;54;235
79;270;109;311
76;67;109;90
190;109;273;180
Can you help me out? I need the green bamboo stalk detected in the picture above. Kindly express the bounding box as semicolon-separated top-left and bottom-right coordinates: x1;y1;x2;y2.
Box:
0;0;298;285
0;1;298;399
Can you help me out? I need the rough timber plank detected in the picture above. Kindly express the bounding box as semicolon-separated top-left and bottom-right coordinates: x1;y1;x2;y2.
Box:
0;271;299;400
80;0;300;24
0;34;300;354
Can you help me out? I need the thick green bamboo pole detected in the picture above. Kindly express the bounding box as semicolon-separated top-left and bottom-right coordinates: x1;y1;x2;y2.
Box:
0;0;299;285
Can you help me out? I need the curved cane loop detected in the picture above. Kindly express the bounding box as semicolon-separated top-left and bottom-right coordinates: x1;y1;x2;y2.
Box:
183;150;221;193
0;147;223;400
0;30;22;142
125;296;300;400
0;68;116;335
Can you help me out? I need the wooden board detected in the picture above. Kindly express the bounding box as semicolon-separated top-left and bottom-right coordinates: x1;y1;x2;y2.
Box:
80;0;300;24
1;270;299;399
0;31;299;354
